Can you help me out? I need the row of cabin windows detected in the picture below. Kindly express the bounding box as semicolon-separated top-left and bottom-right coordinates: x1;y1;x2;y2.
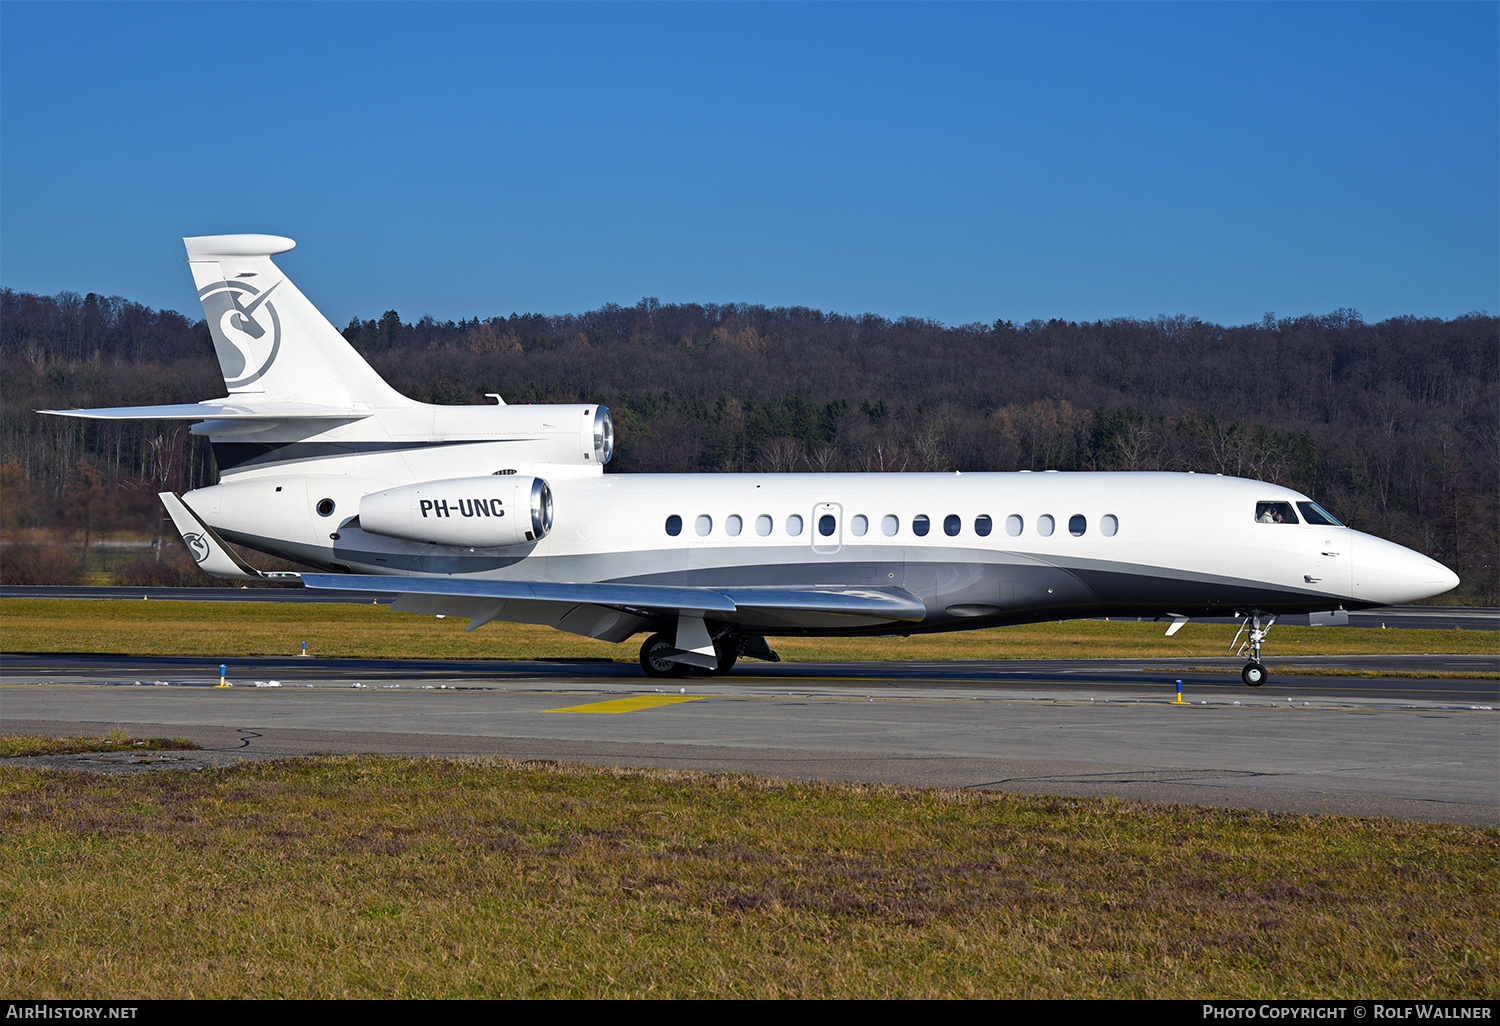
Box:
664;512;1121;538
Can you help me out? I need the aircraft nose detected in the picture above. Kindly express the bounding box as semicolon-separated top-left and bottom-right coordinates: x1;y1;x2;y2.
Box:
1435;563;1461;593
1353;533;1460;605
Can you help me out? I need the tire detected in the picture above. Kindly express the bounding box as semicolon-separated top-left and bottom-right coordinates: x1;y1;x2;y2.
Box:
640;632;688;678
712;636;739;675
1242;661;1267;687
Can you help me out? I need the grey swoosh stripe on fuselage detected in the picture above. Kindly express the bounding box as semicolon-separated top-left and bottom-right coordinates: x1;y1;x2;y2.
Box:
217;524;1359;631
212;438;544;473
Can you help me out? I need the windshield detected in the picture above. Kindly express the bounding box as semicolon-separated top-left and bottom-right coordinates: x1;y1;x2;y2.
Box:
1297;501;1344;527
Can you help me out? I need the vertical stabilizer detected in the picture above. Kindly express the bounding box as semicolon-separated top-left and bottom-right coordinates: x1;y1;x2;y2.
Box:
184;235;412;408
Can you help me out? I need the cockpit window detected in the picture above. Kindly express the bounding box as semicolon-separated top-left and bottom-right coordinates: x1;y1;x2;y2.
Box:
1255;502;1299;525
1296;501;1344;527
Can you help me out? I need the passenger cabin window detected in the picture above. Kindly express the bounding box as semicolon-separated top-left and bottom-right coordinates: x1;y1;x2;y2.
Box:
819;514;836;537
881;515;899;536
944;514;961;537
1255;502;1299;525
665;515;682;536
1297;502;1343;527
1038;515;1055;537
912;515;930;537
975;514;993;537
1101;514;1118;537
1005;515;1023;537
726;515;743;537
1069;514;1086;536
755;514;773;536
695;515;713;536
851;514;869;537
787;514;804;537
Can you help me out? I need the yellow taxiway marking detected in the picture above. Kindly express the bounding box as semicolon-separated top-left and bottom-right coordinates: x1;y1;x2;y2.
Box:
544;695;704;714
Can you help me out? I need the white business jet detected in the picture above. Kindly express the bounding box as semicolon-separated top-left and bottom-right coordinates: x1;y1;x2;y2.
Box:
43;235;1460;684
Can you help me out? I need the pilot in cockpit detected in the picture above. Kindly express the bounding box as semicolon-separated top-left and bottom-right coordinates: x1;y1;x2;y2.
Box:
1255;502;1297;524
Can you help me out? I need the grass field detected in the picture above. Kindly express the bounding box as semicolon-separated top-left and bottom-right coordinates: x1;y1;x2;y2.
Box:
1;598;1494;663
0;731;200;758
1;749;1494;999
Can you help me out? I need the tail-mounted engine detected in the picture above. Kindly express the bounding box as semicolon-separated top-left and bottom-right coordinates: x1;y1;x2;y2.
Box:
421;404;614;469
359;476;554;547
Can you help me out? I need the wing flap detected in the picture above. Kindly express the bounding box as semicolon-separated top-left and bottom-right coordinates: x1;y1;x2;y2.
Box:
720;586;927;621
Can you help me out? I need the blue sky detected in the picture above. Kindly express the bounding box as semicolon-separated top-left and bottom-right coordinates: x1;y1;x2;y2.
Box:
2;2;1495;327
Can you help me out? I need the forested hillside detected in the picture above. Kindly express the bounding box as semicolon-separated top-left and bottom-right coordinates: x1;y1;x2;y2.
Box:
3;287;1495;601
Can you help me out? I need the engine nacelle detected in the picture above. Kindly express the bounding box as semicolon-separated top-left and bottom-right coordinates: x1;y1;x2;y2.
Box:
359;476;553;547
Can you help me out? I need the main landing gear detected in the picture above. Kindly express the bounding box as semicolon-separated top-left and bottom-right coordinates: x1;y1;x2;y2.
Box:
1231;611;1276;687
639;632;688;678
638;630;740;678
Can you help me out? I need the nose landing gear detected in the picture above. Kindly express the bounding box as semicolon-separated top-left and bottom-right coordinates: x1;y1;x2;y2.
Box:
1232;611;1276;687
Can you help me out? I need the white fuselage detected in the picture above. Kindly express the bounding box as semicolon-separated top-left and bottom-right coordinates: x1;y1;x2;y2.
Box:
187;435;1455;636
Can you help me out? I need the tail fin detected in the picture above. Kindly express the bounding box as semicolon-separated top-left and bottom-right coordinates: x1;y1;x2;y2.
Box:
185;235;412;408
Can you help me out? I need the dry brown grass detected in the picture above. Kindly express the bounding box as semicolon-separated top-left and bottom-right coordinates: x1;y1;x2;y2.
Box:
1;756;1493;998
0;732;201;758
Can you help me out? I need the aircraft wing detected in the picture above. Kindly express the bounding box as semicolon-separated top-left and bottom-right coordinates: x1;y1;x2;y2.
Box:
159;492;303;583
300;573;927;642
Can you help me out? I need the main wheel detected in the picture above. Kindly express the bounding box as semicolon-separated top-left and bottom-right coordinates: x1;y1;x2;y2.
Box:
1242;661;1267;687
712;636;739;675
640;632;689;678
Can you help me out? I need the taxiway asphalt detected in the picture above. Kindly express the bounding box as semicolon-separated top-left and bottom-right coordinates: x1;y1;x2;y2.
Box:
3;653;1495;827
3;587;1497;630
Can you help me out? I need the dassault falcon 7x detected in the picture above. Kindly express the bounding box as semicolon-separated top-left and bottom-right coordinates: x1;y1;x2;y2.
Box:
43;235;1460;684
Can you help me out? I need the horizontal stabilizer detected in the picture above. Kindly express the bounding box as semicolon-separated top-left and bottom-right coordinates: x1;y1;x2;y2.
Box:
39;401;371;422
301;574;927;623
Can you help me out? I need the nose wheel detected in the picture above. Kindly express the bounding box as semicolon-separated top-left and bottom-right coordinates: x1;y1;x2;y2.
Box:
1232;612;1276;687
